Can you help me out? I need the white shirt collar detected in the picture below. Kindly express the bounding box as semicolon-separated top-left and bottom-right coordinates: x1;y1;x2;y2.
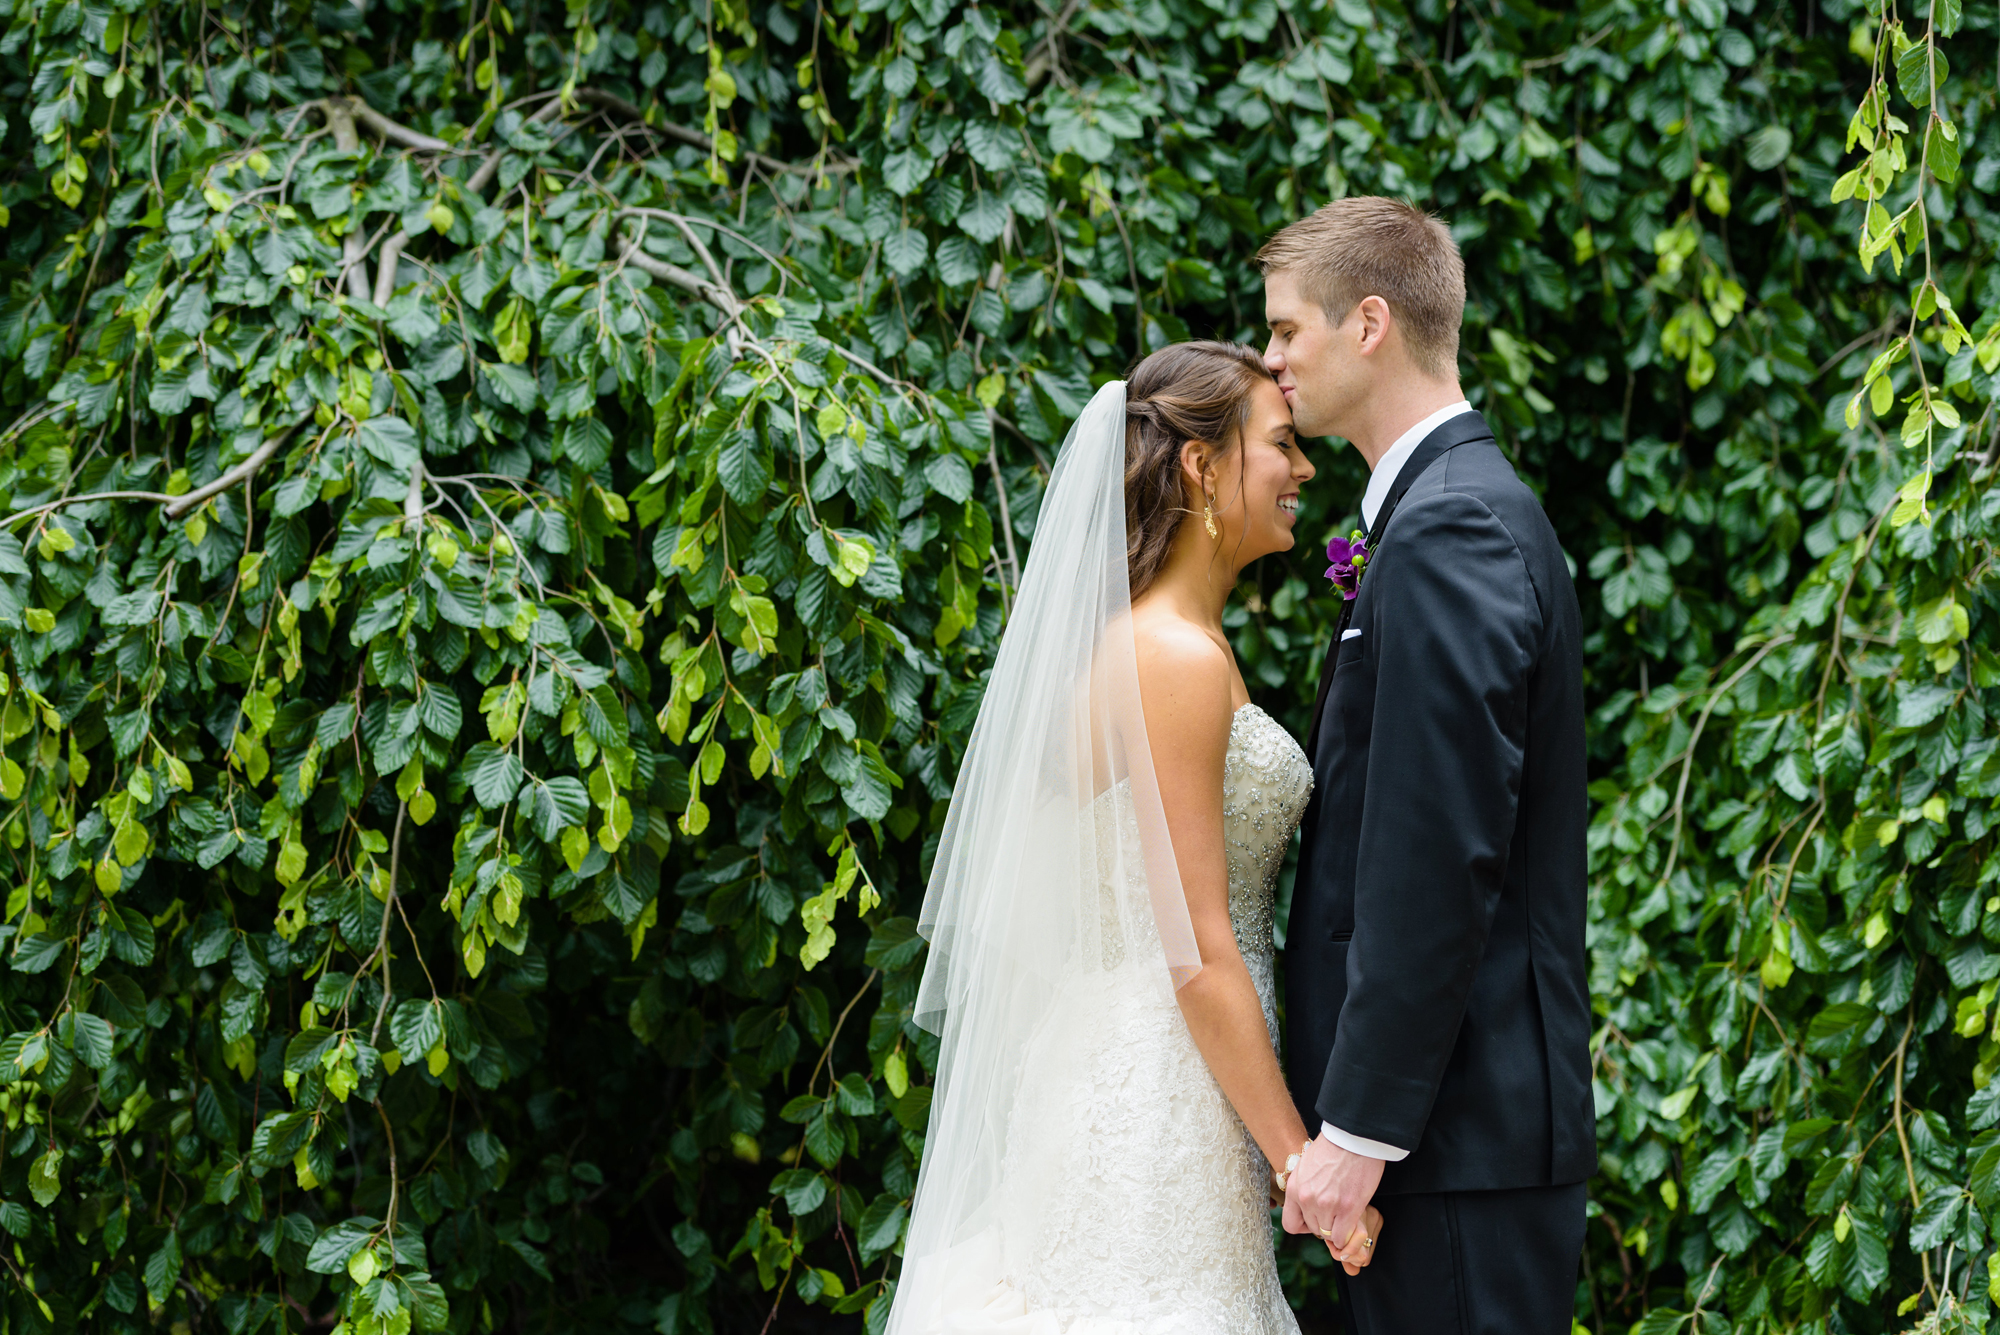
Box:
1358;401;1474;531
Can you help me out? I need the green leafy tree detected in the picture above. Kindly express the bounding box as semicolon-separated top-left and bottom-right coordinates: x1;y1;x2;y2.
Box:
2;0;1999;1330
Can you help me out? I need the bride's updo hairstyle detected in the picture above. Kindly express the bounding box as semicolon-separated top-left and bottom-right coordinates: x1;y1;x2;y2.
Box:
1123;340;1275;596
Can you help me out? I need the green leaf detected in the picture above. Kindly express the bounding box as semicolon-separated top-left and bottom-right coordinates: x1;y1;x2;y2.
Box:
1745;125;1793;171
935;236;984;287
925;454;974;503
13;933;66;974
717;429;773;505
390;1000;444;1061
465;743;525;809
1806;1002;1883;1056
356;416;421;471
306;1218;381;1274
1842;1209;1889;1298
856;1195;906;1261
144;1230;182;1303
958;193;1010;244
559;416;613;472
1910;1191;1963;1250
28;1147;62;1206
1658;1084;1699;1120
883;229;929;277
864;918;926;970
492;296;533;365
1896;42;1946;107
531;775;591;842
881;150;932;198
72;1012;115;1067
481;362;540;412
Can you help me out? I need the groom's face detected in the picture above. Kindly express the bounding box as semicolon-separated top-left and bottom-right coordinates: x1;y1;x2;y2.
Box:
1261;270;1348;439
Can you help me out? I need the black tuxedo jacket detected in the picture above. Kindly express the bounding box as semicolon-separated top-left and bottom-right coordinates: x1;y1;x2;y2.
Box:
1287;411;1596;1195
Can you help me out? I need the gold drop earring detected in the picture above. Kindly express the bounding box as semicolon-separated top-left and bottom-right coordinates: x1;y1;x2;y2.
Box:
1203;493;1219;540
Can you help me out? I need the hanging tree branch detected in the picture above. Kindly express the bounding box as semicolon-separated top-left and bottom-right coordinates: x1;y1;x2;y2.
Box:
2;413;315;530
573;88;856;176
164;413;316;520
614;230;742;320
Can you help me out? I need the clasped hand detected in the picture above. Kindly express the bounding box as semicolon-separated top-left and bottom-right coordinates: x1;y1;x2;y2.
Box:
1280;1135;1385;1277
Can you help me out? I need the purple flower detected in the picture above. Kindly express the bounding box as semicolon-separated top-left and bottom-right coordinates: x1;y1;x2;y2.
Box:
1324;531;1368;600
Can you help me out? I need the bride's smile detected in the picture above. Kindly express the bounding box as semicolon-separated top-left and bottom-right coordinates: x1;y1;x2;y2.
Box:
1179;375;1314;576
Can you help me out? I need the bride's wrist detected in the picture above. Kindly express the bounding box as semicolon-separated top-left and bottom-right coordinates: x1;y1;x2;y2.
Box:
1270;1136;1313;1192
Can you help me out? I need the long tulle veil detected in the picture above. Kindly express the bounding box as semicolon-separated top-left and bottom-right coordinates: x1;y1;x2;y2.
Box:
889;380;1200;1330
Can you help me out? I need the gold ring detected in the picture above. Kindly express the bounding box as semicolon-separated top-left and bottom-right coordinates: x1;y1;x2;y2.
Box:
1317;1227;1335;1240
1362;1237;1374;1249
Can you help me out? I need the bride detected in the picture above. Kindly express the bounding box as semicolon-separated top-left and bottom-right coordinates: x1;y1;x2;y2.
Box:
892;343;1381;1334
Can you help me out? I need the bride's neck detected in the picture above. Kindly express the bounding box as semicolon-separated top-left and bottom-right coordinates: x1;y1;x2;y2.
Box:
1138;519;1241;632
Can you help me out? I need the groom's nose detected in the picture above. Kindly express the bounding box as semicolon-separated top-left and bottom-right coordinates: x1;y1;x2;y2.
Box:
1264;347;1286;373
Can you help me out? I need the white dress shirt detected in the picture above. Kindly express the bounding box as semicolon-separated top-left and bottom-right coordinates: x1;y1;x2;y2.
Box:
1357;401;1474;531
1317;399;1473;1164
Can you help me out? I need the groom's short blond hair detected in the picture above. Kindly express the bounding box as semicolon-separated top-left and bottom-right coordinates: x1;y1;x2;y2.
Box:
1256;198;1465;380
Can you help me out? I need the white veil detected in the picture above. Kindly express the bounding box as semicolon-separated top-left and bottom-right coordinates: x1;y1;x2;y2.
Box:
890;380;1199;1331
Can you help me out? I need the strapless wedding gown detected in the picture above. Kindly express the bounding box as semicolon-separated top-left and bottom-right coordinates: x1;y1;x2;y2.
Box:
930;704;1314;1334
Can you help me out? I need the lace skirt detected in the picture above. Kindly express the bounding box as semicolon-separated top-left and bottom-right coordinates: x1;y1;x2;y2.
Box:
909;951;1298;1335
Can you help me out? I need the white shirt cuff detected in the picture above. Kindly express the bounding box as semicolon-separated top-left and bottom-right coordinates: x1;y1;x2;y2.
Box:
1321;1121;1410;1162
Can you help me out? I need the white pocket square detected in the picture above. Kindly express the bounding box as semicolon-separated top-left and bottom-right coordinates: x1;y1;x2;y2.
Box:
1340;628;1362;641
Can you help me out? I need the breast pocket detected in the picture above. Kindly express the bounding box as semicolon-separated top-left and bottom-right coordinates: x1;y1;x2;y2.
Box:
1330;631;1373;744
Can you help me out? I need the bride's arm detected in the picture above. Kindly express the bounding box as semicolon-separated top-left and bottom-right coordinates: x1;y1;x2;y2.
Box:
1136;629;1310;1171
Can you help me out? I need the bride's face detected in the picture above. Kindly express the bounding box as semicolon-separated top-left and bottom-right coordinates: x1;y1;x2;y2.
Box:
1203;377;1315;565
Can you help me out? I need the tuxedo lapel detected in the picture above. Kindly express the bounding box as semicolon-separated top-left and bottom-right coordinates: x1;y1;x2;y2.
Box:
1303;411;1496;757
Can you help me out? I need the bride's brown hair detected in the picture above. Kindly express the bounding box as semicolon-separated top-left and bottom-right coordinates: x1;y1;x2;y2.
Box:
1123;341;1276;597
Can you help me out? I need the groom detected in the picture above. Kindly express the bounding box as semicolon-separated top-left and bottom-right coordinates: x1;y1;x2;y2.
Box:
1262;198;1595;1332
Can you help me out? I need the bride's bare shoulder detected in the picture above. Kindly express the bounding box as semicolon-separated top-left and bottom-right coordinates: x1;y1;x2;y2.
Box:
1130;606;1232;727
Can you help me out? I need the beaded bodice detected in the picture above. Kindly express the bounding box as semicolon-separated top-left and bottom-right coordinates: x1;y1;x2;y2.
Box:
1223;703;1314;1043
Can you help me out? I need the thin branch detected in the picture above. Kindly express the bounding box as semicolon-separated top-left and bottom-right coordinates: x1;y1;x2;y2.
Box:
573;88;852;176
373;1098;402;1261
616;209;729;293
807;969;880;1098
1521;23;1612;69
0;401;78;452
614;233;741;318
163;413;314;520
1657;634;1797;886
215;128;329;222
3;491;173;530
1023;0;1086;87
618;208;791;277
321;101;373;304
1814;501;1892;726
337;215;398;306
1816;316;1902;379
336;96;452;153
1892;1008;1938;1306
466;98;565;196
373;232;412;308
833;344;918;395
987;434;1020;616
368;802;407;1051
991;413;1052;472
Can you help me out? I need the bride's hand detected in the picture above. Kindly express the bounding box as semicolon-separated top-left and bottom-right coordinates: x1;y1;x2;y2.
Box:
1327;1205;1383;1277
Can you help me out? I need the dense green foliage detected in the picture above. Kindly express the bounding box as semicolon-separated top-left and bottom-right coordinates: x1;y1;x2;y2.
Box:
2;0;1999;1329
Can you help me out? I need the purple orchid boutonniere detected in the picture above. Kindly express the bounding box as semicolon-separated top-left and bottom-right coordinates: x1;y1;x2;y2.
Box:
1324;531;1368;601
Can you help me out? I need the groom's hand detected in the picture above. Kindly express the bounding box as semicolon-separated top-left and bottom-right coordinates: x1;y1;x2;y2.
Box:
1282;1135;1384;1265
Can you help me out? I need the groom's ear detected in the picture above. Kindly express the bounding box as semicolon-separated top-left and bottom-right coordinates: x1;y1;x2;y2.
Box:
1352;295;1396;358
